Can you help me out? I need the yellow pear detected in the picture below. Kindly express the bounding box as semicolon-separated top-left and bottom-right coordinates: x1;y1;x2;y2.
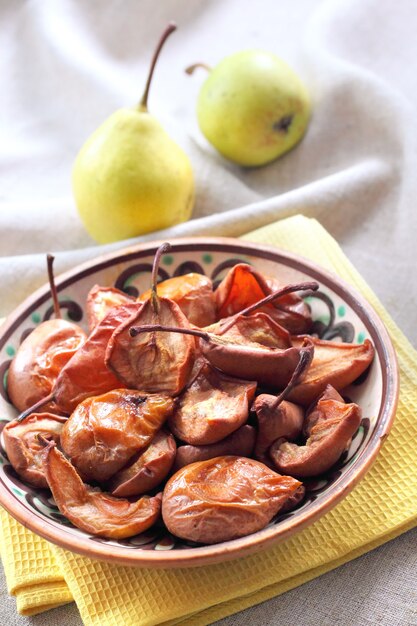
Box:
188;50;311;167
73;24;194;244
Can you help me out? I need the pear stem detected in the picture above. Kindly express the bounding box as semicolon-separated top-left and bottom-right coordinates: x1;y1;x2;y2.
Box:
139;22;177;110
16;393;56;423
37;433;54;448
130;324;210;342
185;62;212;75
151;243;171;313
270;339;314;410
47;254;61;320
218;281;319;335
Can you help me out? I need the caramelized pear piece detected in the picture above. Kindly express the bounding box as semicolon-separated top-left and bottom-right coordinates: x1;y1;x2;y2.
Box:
8;255;86;413
52;302;141;414
252;339;314;465
202;280;316;385
139;273;216;327
207;312;292;348
8;320;87;414
280;485;306;513
287;337;375;406
254;401;304;467
3;413;67;488
201;332;301;388
303;384;343;437
270;399;362;477
129;323;301;389
173;424;256;471
60;390;174;483
128;281;317;388
169;363;256;445
109;429;176;497
107;301;195;396
44;443;161;538
16;302;143;421
106;244;195;396
162;456;302;544
215;263;312;333
87;285;134;331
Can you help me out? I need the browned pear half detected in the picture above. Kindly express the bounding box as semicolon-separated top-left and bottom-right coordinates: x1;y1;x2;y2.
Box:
106;244;195;396
60;390;174;483
44;443;161;539
109;429;176;497
252;338;314;465
54;302;141;414
286;336;375;405
3;413;67;488
162;456;301;544
139;273;216;327
169;362;256;445
173;424;256;471
270;399;362;477
8;254;86;413
215;263;312;333
86;285;135;331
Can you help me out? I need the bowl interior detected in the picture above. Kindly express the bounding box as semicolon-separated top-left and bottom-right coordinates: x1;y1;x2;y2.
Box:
0;239;395;566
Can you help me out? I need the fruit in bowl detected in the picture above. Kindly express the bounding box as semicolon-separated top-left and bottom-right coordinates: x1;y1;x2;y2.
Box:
0;238;398;567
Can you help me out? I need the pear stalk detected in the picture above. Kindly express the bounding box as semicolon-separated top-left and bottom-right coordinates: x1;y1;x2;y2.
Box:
217;281;318;335
139;22;177;111
130;324;209;341
185;63;212;75
46;254;61;320
151;242;171;314
269;339;314;410
16;393;56;423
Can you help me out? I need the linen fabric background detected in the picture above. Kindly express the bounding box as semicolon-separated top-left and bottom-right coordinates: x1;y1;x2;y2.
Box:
0;1;416;625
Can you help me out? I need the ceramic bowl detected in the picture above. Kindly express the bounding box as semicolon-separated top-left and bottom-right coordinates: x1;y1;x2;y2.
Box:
0;237;398;567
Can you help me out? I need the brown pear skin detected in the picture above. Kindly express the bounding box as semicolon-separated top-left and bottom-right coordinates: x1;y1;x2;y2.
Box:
106;243;196;397
7;320;87;413
253;400;304;467
215;263;312;333
173;424;256;471
3;413;67;488
168;362;256;445
138;273;216;327
162;456;302;544
252;338;314;466
286;337;375;406
303;384;344;437
54;302;141;413
106;297;195;396
86;285;135;331
8;254;87;414
109;429;176;497
60;390;174;483
206;312;292;349
270;399;362;477
44;443;161;539
129;322;302;389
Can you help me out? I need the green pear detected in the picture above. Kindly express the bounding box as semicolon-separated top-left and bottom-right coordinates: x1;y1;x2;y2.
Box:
191;50;311;167
73;24;194;244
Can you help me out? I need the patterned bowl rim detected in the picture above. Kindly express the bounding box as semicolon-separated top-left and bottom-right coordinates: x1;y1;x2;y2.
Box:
0;237;399;568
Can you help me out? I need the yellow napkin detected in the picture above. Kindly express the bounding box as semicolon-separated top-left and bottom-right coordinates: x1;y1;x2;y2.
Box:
1;214;417;625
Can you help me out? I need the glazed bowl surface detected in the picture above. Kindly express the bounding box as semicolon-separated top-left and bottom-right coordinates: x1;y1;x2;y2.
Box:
0;237;398;567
